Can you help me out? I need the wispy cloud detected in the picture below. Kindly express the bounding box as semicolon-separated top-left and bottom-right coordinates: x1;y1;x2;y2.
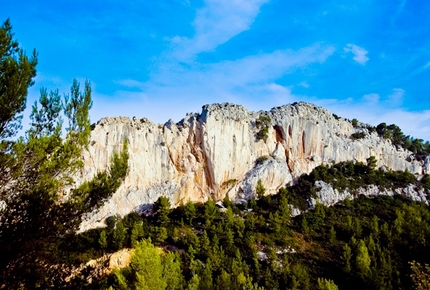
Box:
108;43;335;121
312;91;430;140
362;93;380;105
391;0;407;24
169;0;269;60
344;44;369;65
298;81;310;88
388;88;405;105
424;61;430;69
152;43;334;95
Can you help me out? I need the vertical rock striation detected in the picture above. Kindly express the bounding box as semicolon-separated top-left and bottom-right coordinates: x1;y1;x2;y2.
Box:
79;102;429;230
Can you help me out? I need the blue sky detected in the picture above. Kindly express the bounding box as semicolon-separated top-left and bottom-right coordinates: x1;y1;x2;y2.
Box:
2;0;430;140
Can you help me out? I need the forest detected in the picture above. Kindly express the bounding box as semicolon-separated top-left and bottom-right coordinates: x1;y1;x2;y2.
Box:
61;160;430;290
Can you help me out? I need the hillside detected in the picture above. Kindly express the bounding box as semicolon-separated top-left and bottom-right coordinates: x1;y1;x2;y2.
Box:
67;160;430;290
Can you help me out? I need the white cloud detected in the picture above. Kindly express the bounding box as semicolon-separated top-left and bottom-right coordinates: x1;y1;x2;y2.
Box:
149;43;334;99
388;88;405;105
344;44;369;65
309;87;430;140
298;81;310;88
115;79;145;89
362;93;380;105
109;43;335;122
170;0;269;60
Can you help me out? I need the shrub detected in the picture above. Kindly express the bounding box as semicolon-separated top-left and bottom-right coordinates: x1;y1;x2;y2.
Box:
255;156;269;166
351;118;358;128
256;115;271;142
350;132;366;140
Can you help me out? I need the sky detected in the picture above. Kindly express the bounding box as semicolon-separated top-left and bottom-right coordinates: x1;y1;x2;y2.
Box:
2;0;430;140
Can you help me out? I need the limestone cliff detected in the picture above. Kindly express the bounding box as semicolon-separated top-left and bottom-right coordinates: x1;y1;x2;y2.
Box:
79;102;430;231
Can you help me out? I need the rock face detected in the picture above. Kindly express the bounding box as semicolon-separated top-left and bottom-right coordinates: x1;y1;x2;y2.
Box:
312;181;428;208
79;102;429;230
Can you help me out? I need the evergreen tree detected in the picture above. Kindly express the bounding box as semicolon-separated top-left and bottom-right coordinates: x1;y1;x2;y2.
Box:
132;239;167;290
0;19;37;139
199;258;213;290
154;196;171;226
99;229;108;250
329;226;337;244
113;220;127;250
204;198;218;225
256;179;266;198
342;243;352;274
0;20;129;287
163;252;185;290
317;278;339;290
184;200;197;225
410;261;430;290
131;222;145;247
356;240;371;280
187;274;200;290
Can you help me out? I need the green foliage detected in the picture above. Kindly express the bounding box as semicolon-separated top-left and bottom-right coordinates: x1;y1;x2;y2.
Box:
255;155;269;166
113;220;127;250
317;278;339;290
256;126;269;141
376;122;430;158
255;115;271;142
132;239;167;290
83;184;430;290
351;118;358;128
256;179;266;199
0;19;129;288
422;174;430;190
350;132;365;140
131;222;145;247
410;261;430;290
342;243;352;274
356;240;371;279
99;229;108;250
154;196;171;226
0;19;38;139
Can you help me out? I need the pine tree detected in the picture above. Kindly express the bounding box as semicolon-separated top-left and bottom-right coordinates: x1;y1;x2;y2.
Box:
0;19;37;139
329;226;337;244
99;229;108;250
184;200;197;225
154;196;171;226
317;278;339;290
113;220;127;250
342;243;352;274
356;240;371;280
132;239;167;290
131;222;145;247
256;179;266;198
163;252;185;290
0;20;129;287
186;274;200;290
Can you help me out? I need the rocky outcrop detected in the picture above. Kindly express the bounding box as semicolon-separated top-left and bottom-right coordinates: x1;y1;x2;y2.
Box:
79;102;429;231
312;180;428;208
